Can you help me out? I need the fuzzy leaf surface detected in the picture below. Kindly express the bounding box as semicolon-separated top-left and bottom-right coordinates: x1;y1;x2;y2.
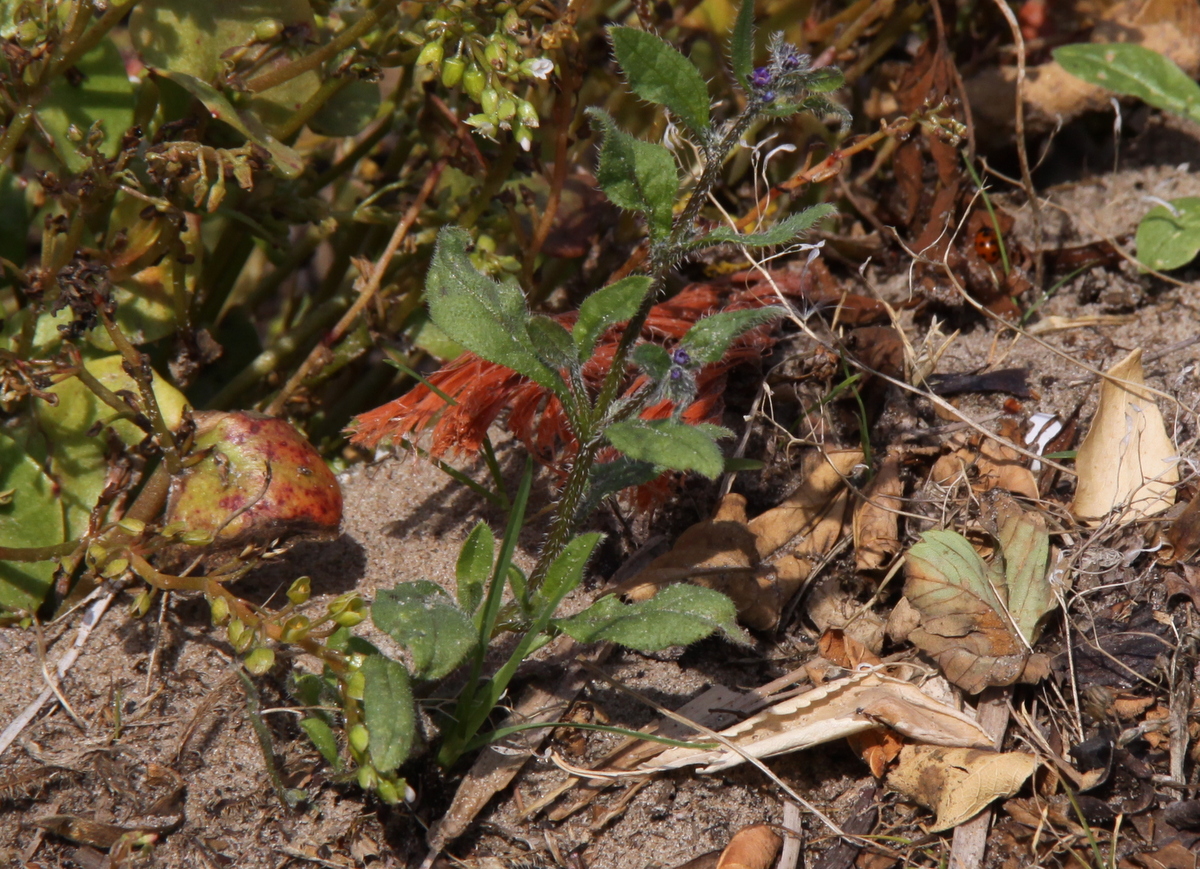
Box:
609;26;711;136
456;522;494;614
426;228;561;391
729;0;757;90
680;307;785;364
372;581;478;680
696;204;836;249
606;419;725;479
574;276;652;359
555;584;749;650
360;655;415;773
588;108;678;239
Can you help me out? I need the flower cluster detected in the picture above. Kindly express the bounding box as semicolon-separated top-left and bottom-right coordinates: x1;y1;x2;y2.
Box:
412;1;558;150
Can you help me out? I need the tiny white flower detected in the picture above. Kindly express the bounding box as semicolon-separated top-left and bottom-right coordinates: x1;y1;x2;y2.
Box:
525;58;554;80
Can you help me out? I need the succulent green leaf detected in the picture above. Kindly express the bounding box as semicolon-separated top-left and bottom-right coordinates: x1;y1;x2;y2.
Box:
606;419;725;479
456;521;494;614
1136;197;1200;271
729;0;757;91
555;584;750;650
372;582;479;680
1054;43;1200;124
360;655;415;773
0;432;64;612
425;227;561;392
680;307;784;364
37;36;136;172
526;315;578;372
533;532;601;615
574;276;653;360
153;69;305;179
696;204;836;249
588;108;678;240
300;717;342;769
609;26;711;136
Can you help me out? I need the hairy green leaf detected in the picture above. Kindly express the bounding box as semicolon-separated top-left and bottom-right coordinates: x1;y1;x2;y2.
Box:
425;227;561;391
576;457;661;522
527;315;578;372
37;36;136;172
680;307;785;364
533;532;601;617
456;521;494;614
631;342;672;379
1054;43;1200;123
360;655;415;773
609;26;711;136
729;0;757;91
588;108;678;240
606;419;725;479
574;276;653;360
696;204;836;249
555;584;749;650
372;582;478;680
1136;197;1200;271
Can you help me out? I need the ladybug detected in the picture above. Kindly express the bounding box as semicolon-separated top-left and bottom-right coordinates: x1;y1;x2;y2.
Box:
974;226;1002;264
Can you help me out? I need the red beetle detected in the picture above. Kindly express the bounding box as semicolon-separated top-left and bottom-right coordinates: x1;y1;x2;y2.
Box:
974;226;1002;264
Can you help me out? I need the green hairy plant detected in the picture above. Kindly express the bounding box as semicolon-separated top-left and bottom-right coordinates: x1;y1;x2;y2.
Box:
0;0;847;807
1055;43;1200;271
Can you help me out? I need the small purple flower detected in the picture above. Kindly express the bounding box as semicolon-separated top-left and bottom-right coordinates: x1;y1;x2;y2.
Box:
669;367;683;381
671;348;691;366
780;46;806;70
762;90;775;102
750;67;772;89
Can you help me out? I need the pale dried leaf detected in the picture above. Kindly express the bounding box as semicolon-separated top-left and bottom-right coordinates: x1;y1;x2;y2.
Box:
888;745;1037;832
1072;349;1179;524
929;430;1038;500
854;454;904;570
639;667;991;774
715;825;782;869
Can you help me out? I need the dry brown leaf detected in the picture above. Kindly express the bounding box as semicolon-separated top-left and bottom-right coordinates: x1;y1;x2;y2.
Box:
1161;495;1200;564
1072;350;1179;525
854;454;905;571
929;428;1038;500
818;628;882;670
617;448;862;630
715;825;782;869
888;745;1038;832
848;728;906;779
966;0;1200;136
901;496;1058;694
639;665;992;774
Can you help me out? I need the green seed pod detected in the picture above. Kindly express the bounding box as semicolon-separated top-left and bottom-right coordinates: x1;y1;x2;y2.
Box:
463;63;487;101
86;542;107;567
101;557;129;578
348;724;370;754
501;7;520;32
281;615;311;644
245;647;276;675
484;39;505;70
442;54;466;88
117;517;146;536
416;40;445;70
287;576;312;606
496;97;516;121
210;595;231;625
179;530;214;547
480;86;499;116
253;18;283;41
130;590;154;618
357;765;377;791
514;123;533;152
228;618;255;653
345;669;366;701
517;99;539;128
375;778;401;804
330;595;366;628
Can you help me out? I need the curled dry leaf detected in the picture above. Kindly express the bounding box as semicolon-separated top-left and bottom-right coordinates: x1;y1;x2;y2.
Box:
929;424;1039;501
818;630;901;776
899;496;1060;694
715;825;782;869
616;449;862;630
1071;350;1179;525
888;745;1038;832
853;454;904;571
1160;493;1200;564
638;665;992;774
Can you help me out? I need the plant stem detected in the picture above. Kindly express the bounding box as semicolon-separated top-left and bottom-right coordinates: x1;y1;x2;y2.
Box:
244;0;402;94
